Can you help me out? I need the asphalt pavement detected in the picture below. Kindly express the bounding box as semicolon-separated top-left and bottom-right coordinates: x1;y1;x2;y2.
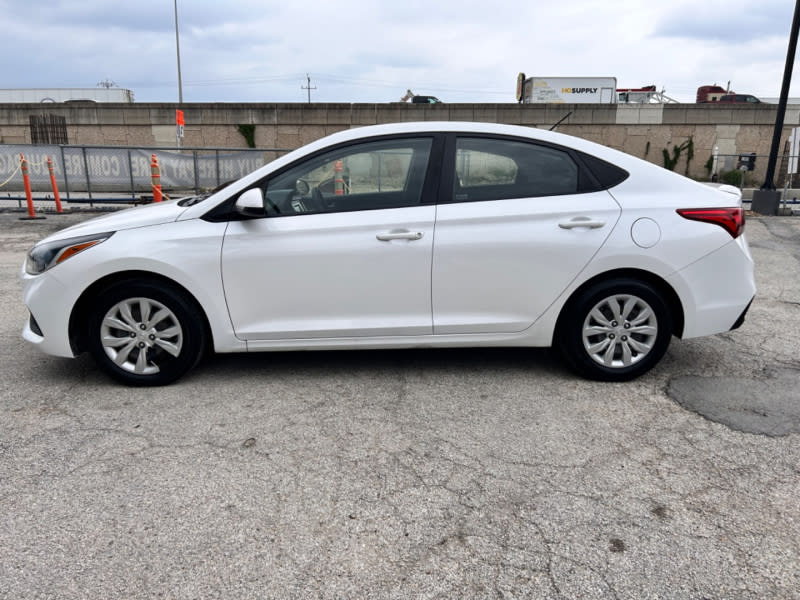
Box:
0;208;798;599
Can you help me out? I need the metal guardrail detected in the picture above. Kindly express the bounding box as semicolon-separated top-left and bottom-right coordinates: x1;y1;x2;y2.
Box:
0;143;290;207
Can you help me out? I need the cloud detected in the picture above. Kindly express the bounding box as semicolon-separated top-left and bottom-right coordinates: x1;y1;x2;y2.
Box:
653;0;793;42
0;0;798;104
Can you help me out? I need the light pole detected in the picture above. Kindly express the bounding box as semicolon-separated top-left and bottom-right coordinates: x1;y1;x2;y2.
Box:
174;0;183;104
752;0;800;214
174;0;184;149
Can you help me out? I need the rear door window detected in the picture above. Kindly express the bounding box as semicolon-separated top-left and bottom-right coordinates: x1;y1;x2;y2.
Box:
453;137;581;202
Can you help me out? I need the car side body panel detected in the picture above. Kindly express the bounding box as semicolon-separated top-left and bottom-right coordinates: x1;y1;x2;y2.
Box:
432;192;621;334
22;219;244;357
221;206;436;340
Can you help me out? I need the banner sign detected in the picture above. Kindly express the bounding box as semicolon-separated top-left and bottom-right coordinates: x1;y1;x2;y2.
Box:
0;145;274;192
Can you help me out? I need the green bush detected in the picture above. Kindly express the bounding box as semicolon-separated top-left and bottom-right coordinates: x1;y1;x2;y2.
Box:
662;137;694;174
236;124;256;148
720;169;746;186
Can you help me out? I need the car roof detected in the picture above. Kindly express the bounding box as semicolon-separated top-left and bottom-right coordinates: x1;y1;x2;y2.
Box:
180;120;727;220
303;121;649;171
294;121;617;158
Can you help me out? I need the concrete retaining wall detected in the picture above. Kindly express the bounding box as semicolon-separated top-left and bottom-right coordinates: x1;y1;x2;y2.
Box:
1;102;796;182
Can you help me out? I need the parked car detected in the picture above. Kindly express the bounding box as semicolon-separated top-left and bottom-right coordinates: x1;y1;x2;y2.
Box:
21;122;756;386
410;95;441;104
718;94;761;104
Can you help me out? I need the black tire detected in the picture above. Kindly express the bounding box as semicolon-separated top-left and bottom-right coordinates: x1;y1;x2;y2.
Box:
87;280;206;386
556;278;673;382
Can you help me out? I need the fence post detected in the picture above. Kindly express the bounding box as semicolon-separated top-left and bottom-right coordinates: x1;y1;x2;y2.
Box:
193;151;200;194
81;147;93;207
59;145;71;202
127;149;136;201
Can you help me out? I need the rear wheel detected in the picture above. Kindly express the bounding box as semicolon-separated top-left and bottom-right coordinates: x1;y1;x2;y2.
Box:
557;278;673;381
87;280;206;386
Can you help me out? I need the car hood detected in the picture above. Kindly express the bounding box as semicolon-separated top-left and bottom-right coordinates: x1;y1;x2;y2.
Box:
40;200;190;243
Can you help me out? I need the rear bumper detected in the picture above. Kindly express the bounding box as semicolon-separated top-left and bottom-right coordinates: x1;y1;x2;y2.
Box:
730;297;754;331
667;237;756;339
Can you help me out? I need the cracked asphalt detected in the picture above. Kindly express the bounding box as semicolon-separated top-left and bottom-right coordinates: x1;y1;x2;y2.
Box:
1;209;799;599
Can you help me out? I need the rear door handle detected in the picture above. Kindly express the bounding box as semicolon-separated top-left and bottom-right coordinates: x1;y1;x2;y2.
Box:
558;217;606;230
376;230;424;241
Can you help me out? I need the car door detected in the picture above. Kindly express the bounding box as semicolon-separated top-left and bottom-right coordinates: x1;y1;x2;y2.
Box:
221;136;439;342
432;135;621;334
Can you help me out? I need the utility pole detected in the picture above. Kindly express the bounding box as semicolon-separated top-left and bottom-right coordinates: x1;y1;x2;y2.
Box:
752;0;800;214
301;74;316;104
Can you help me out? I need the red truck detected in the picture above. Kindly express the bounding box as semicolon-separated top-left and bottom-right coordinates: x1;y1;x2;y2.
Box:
697;85;760;103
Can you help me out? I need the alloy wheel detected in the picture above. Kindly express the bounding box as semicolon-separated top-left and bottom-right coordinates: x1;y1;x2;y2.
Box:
100;297;184;375
581;294;658;368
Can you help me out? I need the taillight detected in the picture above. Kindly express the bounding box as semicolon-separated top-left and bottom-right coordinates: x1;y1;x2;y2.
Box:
676;207;744;239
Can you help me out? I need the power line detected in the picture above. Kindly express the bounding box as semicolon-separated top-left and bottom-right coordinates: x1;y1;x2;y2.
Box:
312;73;508;95
126;73;304;88
186;73;304;86
129;71;508;96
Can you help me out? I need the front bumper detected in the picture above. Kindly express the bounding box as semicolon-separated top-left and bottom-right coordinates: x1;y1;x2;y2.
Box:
20;264;79;358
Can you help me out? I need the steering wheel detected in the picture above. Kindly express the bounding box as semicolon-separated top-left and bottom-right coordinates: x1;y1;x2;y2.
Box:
265;195;281;215
311;186;326;211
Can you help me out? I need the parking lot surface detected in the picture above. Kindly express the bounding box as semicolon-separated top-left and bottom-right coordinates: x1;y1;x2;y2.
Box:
1;209;798;599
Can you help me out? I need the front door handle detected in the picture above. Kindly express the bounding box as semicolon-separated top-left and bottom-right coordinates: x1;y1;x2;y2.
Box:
376;230;424;241
558;217;606;230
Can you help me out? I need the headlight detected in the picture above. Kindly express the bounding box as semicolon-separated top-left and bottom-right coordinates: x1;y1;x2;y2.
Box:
25;232;114;275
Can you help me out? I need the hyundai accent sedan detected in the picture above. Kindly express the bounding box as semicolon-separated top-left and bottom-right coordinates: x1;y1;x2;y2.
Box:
21;122;756;385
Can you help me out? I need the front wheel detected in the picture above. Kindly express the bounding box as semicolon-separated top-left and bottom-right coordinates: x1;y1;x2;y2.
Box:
87;280;206;386
557;278;673;381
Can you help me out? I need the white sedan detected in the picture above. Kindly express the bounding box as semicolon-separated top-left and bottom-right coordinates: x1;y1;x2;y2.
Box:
21;122;756;385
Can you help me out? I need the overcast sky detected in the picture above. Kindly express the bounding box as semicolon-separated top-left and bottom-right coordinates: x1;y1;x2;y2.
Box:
2;0;798;104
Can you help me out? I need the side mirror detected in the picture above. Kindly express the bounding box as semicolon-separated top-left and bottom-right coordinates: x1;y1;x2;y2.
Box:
234;188;264;217
295;179;310;195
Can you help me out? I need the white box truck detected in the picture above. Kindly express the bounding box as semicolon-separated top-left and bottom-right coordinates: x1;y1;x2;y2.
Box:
519;76;617;104
0;88;135;103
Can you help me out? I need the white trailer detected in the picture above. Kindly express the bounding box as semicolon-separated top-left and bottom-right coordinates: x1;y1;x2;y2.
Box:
520;77;617;104
0;88;135;103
